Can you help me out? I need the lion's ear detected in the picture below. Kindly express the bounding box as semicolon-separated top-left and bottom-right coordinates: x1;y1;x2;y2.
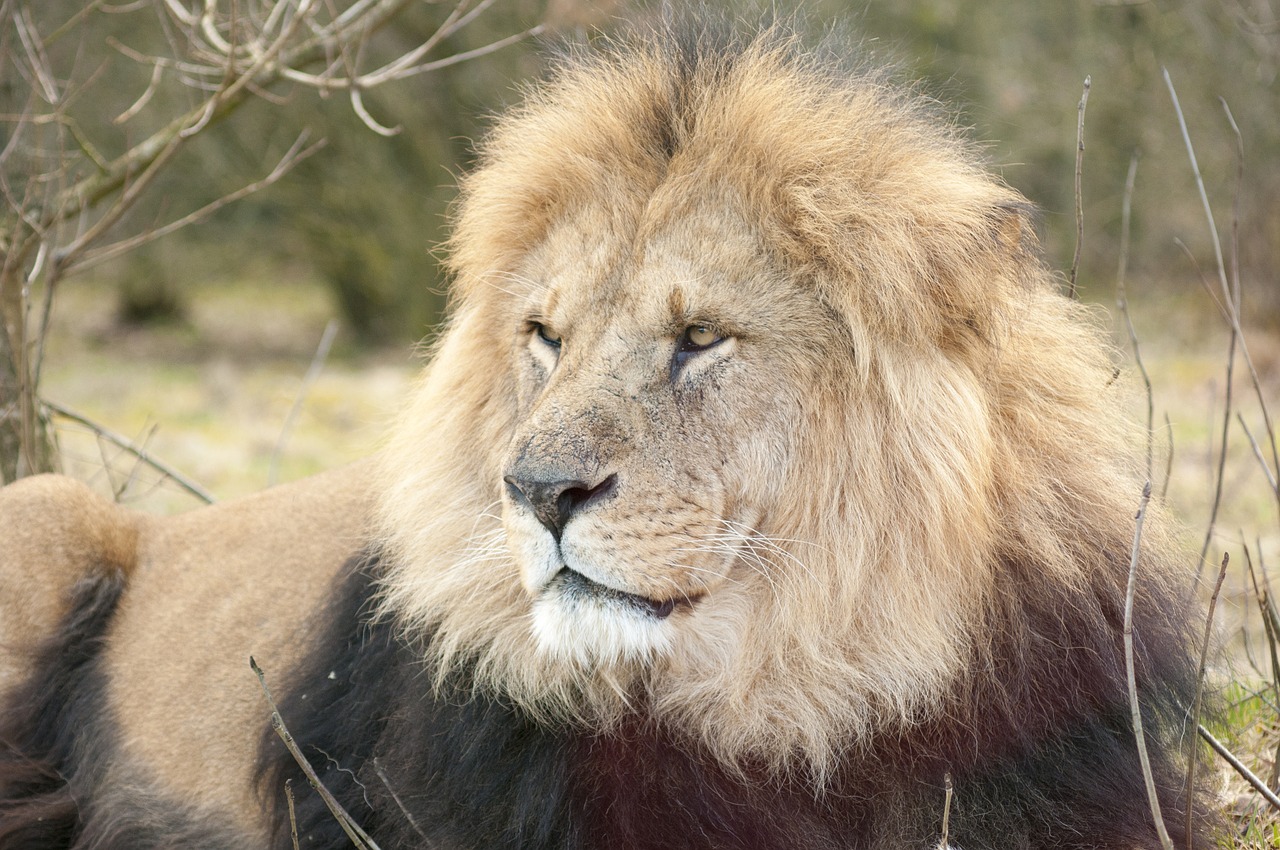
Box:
987;201;1041;270
926;201;1044;358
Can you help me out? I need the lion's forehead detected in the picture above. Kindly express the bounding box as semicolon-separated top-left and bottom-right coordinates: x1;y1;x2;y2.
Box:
525;197;805;343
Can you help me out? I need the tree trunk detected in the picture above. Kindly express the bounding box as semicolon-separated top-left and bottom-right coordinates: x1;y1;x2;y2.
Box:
0;264;56;484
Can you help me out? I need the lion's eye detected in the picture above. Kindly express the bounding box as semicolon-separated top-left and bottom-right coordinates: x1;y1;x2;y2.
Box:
532;322;562;349
671;323;727;379
680;324;722;352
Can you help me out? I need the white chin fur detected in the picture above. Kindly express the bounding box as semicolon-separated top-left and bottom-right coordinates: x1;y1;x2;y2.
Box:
531;589;674;666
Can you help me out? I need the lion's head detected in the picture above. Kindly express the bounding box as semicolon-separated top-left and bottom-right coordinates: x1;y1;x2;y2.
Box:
372;25;1156;776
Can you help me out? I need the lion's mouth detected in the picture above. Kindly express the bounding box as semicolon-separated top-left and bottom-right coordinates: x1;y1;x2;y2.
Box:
551;567;698;620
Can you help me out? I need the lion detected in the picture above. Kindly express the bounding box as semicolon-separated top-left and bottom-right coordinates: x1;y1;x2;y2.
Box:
0;19;1214;850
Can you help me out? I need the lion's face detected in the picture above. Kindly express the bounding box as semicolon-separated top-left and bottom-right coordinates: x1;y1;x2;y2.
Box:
499;199;835;666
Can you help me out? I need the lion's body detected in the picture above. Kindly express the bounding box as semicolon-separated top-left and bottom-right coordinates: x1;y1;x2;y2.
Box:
1;20;1213;850
0;463;374;844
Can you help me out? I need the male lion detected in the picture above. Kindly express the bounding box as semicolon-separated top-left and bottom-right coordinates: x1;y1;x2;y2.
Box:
0;20;1213;850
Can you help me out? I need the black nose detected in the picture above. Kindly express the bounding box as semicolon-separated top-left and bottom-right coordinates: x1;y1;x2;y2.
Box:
503;473;617;540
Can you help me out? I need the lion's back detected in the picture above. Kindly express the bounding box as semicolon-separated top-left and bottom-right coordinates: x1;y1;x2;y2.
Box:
0;461;377;845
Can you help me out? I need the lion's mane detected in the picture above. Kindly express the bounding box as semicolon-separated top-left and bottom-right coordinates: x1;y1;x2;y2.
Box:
376;24;1185;756
267;19;1208;850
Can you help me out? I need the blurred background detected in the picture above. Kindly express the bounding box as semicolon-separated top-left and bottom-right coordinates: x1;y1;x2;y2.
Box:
14;0;1277;344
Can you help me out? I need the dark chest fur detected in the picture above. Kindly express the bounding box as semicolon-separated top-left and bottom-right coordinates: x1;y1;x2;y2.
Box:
258;555;1211;850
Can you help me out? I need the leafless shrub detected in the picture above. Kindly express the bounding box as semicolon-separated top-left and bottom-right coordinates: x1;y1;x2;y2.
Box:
0;0;538;483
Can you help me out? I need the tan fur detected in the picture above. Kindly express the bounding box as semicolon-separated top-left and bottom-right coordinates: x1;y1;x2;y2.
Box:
0;26;1172;837
0;462;375;841
0;475;142;696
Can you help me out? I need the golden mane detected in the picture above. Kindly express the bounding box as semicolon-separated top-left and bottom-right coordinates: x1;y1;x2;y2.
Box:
372;24;1180;777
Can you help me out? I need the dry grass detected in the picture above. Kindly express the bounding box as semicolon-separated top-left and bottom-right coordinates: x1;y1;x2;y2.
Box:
39;263;415;513
1113;282;1279;845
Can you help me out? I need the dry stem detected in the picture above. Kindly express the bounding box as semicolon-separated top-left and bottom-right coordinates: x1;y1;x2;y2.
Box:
251;656;383;850
1198;724;1280;813
1185;552;1228;849
1166;73;1278;550
286;778;300;850
1068;75;1090;299
936;772;953;850
43;398;215;503
269;319;339;487
1122;480;1174;850
1114;150;1154;483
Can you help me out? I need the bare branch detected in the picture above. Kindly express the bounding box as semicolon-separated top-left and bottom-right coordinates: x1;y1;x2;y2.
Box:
114;62;165;125
1166;73;1277;486
1198;724;1280;813
62;133;325;275
1122;481;1174;850
15;7;60;105
371;759;430;843
269;319;339;487
286;779;301;850
53;132;186;268
1221;98;1279;496
43;398;216;504
1184;551;1227;850
1238;413;1280;496
1159;412;1173;503
936;772;953;850
1069;75;1089;299
251;657;383;850
362;0;495;82
1114;151;1153;483
351;86;400;136
371;26;545;82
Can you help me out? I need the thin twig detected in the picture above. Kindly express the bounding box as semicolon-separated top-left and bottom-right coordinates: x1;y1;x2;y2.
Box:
1167;74;1278;505
251;657;382;850
1165;72;1239;582
1239;413;1280;495
1242;544;1280;721
1197;324;1237;577
62;134;326;276
1221;100;1279;516
350;85;400;136
114;61;163;124
1198;724;1280;813
1184;552;1228;850
1114;150;1153;481
269;319;338;487
1122;481;1174;850
285;778;301;850
372;758;431;843
1164;68;1230;323
1160;412;1174;503
1068;75;1090;299
936;772;953;850
43;398;215;504
1258;544;1280;791
115;421;159;500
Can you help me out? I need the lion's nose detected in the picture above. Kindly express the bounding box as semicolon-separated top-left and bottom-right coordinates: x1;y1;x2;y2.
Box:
503;473;617;541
